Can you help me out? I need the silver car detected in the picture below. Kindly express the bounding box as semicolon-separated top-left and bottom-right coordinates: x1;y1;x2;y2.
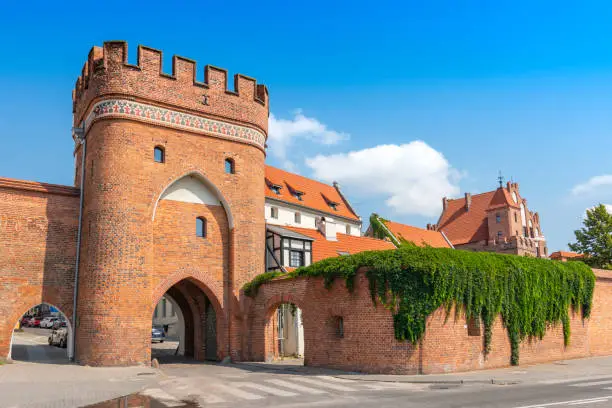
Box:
48;327;68;348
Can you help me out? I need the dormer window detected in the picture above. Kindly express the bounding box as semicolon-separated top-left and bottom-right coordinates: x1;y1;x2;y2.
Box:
329;202;338;211
270;185;282;195
292;191;304;201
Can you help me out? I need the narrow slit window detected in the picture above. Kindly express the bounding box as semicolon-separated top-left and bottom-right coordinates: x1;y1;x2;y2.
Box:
225;158;235;174
154;146;165;163
335;316;344;338
196;217;207;238
345;225;351;235
467;317;481;336
294;212;301;224
271;207;279;219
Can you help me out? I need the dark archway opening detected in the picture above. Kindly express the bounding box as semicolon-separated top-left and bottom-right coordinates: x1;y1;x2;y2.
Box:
151;278;218;364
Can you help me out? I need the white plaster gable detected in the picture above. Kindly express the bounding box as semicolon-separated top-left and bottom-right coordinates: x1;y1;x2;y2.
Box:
160;175;221;206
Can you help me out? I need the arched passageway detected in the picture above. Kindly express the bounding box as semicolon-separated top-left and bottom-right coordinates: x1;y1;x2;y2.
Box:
265;302;306;366
10;303;73;364
151;278;222;363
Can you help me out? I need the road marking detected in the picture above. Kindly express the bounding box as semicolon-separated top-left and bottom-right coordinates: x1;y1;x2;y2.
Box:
213;383;264;400
568;399;609;405
514;396;612;408
571;379;612;387
291;376;356;391
541;375;612;385
317;375;355;383
238;382;299;397
141;388;184;407
195;393;226;404
265;379;329;394
360;382;424;391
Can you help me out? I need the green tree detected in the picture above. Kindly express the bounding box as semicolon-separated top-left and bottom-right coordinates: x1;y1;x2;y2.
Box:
569;204;612;269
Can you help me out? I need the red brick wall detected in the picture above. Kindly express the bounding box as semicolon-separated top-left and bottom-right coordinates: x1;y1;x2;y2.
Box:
0;181;79;360
246;274;421;374
248;268;612;374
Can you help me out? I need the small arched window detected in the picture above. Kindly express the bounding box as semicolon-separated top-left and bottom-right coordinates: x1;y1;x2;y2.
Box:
345;224;351;235
497;231;503;242
495;213;501;223
154;146;165;163
294;212;301;224
196;217;207;238
225;158;235;174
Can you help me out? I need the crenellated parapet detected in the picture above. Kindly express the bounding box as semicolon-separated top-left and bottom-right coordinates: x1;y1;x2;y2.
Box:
72;41;269;150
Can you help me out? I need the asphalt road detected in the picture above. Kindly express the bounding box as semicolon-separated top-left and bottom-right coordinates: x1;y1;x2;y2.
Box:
7;329;612;407
11;327;69;363
123;363;612;408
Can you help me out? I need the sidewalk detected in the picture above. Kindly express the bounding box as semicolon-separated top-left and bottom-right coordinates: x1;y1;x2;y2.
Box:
237;355;612;385
0;361;160;408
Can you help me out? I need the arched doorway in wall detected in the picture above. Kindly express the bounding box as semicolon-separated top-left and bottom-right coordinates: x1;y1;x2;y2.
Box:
10;303;73;364
265;302;306;366
151;278;221;364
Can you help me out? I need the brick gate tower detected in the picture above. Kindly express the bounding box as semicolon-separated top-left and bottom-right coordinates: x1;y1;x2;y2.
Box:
72;42;268;366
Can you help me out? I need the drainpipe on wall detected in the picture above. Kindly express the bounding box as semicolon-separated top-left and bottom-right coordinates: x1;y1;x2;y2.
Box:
71;124;86;362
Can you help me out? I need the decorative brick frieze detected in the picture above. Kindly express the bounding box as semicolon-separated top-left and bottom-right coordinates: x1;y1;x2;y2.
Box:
84;99;266;151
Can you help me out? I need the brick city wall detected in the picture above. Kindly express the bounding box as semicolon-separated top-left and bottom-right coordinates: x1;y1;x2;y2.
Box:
71;41;268;366
0;179;79;360
248;268;612;374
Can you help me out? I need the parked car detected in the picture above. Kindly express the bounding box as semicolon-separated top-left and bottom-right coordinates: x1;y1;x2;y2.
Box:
28;317;42;327
40;317;59;329
52;319;67;330
48;327;68;348
21;316;32;326
151;325;165;343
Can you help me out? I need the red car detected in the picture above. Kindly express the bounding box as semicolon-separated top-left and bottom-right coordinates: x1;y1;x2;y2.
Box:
21;316;32;326
28;317;42;327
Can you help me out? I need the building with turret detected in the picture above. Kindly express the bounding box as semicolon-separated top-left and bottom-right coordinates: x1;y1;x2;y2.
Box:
0;41;392;366
432;182;547;258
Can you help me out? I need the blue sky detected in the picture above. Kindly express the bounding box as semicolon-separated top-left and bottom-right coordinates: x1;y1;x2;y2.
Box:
1;1;612;251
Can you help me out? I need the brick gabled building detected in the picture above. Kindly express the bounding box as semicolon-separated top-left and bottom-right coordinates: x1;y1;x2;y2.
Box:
433;182;548;257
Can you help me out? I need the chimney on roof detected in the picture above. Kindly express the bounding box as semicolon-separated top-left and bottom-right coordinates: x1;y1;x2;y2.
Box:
507;181;511;191
465;193;472;211
427;223;438;231
442;197;448;211
316;216;337;241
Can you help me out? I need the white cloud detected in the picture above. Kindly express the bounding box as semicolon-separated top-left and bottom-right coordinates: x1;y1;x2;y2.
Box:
571;175;612;195
585;204;612;216
305;141;461;217
268;111;349;169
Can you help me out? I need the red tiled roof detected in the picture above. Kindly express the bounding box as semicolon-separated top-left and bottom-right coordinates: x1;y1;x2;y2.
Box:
438;189;513;246
487;188;519;210
550;251;584;260
282;226;395;262
264;166;359;221
383;220;452;248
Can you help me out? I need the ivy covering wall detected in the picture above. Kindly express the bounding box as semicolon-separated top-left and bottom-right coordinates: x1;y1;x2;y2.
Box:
244;246;595;365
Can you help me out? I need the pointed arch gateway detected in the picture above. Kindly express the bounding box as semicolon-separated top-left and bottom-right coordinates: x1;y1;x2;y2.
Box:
151;171;232;362
151;276;226;361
